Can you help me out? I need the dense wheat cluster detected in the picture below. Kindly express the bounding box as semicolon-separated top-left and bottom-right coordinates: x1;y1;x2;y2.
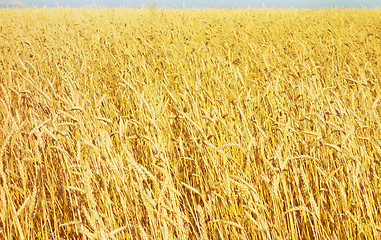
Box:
0;8;380;239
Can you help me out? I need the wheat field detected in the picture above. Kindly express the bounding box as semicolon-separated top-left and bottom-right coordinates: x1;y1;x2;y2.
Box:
0;8;380;239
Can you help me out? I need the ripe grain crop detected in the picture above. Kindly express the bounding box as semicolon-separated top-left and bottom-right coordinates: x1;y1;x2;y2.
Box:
0;7;380;239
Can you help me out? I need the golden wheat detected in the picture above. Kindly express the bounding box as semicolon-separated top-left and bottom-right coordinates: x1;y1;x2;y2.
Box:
0;7;380;239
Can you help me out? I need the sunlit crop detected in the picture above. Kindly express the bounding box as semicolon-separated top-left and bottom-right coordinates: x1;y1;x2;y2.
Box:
0;8;380;239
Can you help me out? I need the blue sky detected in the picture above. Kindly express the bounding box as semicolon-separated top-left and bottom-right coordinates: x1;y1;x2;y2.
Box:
1;0;380;8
